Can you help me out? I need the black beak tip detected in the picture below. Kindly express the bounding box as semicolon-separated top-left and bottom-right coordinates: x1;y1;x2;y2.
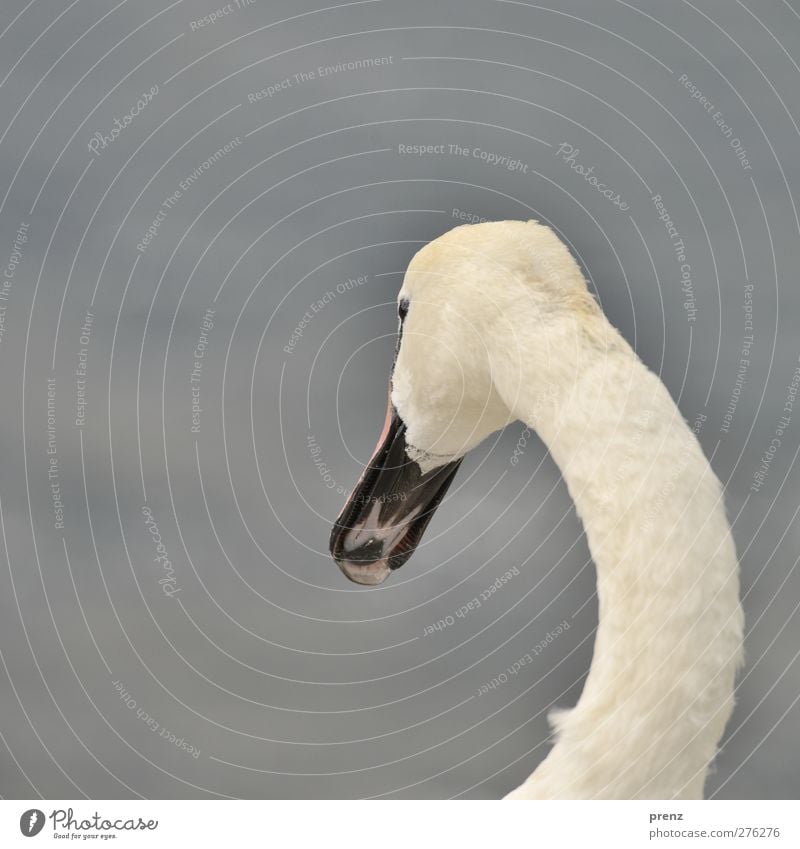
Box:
334;556;393;585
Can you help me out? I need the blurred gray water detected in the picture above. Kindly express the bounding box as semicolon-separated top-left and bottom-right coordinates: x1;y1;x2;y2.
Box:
0;0;798;799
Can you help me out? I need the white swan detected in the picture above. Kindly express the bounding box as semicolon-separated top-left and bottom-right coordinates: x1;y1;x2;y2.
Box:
330;220;743;799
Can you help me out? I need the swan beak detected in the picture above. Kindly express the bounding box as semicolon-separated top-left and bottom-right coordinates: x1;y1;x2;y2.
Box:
329;408;462;585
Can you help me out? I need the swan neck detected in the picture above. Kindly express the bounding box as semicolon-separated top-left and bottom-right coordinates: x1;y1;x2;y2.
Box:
505;338;742;799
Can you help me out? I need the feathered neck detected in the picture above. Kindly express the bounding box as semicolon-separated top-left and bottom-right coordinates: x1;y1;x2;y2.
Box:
503;320;743;799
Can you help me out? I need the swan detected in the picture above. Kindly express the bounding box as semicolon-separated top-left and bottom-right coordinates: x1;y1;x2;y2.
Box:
329;220;743;799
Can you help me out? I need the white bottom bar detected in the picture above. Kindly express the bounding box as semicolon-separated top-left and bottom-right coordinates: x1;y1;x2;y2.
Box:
2;799;797;848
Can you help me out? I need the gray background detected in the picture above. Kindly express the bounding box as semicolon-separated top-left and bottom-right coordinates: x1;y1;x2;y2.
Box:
0;0;798;799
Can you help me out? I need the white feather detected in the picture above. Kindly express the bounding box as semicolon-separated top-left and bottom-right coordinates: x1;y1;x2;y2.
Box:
392;221;744;799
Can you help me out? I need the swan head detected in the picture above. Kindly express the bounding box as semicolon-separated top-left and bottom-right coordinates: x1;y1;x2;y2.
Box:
330;220;599;585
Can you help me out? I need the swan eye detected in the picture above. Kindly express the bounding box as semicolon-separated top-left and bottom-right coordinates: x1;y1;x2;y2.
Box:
393;299;409;364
